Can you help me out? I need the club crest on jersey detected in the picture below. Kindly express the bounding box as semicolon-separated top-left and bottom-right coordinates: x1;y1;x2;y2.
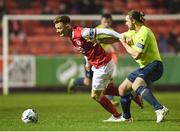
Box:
75;40;82;46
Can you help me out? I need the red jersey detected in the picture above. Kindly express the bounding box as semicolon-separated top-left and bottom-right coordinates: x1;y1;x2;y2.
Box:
71;26;111;69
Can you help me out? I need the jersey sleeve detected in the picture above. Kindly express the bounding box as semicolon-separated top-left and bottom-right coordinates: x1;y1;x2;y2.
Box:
96;27;116;40
96;28;122;39
82;28;122;39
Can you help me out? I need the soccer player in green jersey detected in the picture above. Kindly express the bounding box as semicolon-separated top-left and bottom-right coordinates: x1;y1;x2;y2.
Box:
105;10;168;123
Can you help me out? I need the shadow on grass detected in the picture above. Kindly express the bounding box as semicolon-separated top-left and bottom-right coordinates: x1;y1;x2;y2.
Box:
136;118;180;122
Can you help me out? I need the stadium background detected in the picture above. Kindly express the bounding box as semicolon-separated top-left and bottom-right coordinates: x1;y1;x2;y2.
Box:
0;0;180;131
0;0;180;92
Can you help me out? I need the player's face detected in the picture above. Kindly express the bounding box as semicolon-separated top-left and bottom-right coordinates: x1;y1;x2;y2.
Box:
55;22;70;37
125;15;135;30
101;18;112;28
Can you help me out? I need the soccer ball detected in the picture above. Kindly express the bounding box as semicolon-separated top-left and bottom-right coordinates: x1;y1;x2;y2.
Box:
21;109;38;123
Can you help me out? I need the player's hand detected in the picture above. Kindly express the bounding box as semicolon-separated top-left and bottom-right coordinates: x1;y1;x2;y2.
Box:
85;64;92;71
120;35;132;45
119;35;126;43
126;37;133;45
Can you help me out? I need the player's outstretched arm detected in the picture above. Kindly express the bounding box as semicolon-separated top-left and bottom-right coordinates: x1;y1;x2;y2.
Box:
96;28;122;39
82;28;122;40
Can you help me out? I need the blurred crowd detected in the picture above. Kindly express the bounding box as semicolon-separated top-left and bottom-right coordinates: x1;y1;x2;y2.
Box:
0;0;180;54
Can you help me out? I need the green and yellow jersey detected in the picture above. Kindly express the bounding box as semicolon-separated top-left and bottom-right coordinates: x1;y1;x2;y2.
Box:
96;25;114;51
96;24;118;64
123;25;161;68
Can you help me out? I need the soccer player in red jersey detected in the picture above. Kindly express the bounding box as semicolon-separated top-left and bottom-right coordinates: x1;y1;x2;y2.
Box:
67;13;119;106
54;15;122;121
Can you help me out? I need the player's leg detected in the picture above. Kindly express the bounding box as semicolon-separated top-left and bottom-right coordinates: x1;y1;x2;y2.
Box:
104;81;143;108
125;69;144;109
103;55;143;110
130;91;143;108
115;68;146;122
103;77;134;122
107;95;119;106
67;77;83;93
132;61;168;123
67;67;93;93
108;60;119;106
104;82;119;96
133;77;168;123
91;60;121;122
105;80;119;106
118;78;133;121
103;78;142;122
91;89;120;118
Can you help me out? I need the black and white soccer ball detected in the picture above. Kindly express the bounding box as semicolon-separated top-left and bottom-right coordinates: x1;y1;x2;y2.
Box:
21;109;38;123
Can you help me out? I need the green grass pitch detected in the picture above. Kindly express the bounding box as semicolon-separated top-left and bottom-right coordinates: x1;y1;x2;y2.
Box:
0;92;180;131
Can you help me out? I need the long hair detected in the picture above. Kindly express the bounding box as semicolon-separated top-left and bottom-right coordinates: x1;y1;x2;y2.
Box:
128;10;145;23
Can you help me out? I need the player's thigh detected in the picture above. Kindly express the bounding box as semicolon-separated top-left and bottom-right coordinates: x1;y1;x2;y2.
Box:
141;61;163;85
92;71;112;92
91;71;112;100
131;61;163;91
118;78;133;96
91;60;114;91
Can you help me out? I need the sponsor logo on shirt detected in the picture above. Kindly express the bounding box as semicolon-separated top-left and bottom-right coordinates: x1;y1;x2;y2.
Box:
75;40;82;46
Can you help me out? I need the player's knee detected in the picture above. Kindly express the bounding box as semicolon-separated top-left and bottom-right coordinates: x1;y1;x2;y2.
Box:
132;77;147;91
84;80;91;86
132;83;138;91
118;86;126;96
84;78;91;86
91;91;102;101
132;82;145;92
91;93;99;101
91;93;96;100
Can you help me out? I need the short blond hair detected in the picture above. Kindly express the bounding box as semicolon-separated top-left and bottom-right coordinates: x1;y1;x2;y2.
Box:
53;16;71;24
